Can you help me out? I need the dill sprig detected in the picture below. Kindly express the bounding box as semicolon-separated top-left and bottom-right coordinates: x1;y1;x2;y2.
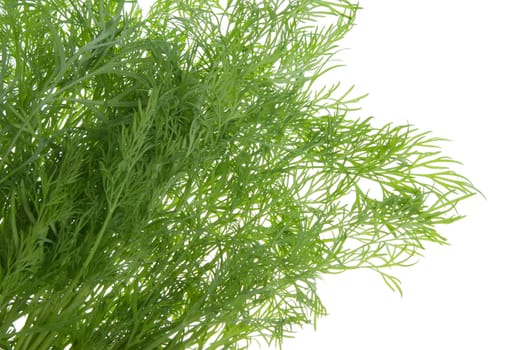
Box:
0;0;477;349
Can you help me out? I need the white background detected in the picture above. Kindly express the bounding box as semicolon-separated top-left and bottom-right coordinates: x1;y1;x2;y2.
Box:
144;1;523;349
259;1;523;349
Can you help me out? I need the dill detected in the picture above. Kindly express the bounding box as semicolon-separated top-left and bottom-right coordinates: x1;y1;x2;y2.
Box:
0;0;477;348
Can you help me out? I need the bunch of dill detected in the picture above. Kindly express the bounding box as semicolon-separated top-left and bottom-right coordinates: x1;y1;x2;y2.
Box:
0;1;476;348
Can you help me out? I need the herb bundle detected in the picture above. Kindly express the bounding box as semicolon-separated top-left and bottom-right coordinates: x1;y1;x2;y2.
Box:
0;0;476;348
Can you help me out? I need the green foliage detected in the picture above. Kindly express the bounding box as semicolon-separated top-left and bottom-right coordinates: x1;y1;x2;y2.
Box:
0;0;476;348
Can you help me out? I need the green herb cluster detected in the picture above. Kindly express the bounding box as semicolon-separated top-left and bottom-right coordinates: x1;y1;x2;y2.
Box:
0;0;476;348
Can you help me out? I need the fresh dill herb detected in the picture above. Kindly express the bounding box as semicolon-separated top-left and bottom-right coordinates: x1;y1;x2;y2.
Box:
0;0;477;348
